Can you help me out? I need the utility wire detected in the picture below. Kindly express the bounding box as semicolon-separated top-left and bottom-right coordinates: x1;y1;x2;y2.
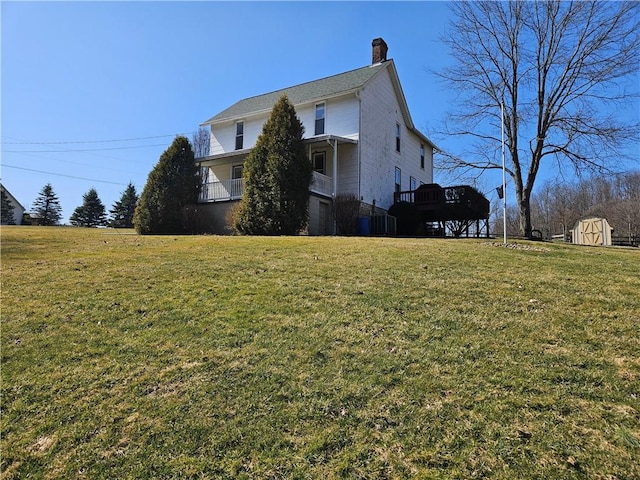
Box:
6;150;149;176
3;143;169;153
0;133;188;145
2;164;132;186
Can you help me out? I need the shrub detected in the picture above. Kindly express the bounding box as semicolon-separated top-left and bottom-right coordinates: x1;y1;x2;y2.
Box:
388;201;422;236
333;194;361;235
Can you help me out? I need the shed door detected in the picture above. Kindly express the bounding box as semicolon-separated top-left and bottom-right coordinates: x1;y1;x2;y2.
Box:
582;219;603;245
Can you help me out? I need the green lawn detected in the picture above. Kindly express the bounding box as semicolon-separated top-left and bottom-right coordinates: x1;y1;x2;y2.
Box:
1;226;638;479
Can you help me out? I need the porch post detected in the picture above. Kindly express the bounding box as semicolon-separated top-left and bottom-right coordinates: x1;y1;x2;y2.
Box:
331;138;338;235
332;138;338;198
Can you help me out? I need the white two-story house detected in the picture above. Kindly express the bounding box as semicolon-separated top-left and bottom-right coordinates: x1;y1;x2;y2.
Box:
196;38;436;235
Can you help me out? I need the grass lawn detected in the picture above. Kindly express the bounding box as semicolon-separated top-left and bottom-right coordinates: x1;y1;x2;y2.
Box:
1;226;639;479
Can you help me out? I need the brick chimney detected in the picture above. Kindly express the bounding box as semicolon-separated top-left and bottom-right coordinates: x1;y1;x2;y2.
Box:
372;38;388;64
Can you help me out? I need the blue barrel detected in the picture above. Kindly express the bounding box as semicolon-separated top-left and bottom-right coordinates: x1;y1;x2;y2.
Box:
358;217;371;235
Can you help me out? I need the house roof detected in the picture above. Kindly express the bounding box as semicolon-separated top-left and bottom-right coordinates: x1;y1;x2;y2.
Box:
202;63;388;125
201;59;438;150
0;183;25;211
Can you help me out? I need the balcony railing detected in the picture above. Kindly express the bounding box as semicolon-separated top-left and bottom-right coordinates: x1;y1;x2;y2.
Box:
199;178;243;202
199;172;333;203
311;171;332;197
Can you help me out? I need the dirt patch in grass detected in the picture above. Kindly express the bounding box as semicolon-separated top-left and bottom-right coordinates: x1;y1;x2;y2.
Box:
29;435;57;454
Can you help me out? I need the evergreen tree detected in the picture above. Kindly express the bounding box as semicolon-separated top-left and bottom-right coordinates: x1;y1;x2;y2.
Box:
1;188;16;225
134;136;200;234
234;95;312;235
109;183;138;228
32;183;63;226
70;188;107;227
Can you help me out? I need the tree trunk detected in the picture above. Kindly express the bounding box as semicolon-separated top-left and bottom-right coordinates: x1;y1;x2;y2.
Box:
438;2;639;240
515;185;533;238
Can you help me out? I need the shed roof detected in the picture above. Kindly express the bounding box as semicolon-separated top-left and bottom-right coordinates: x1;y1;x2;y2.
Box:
571;216;613;231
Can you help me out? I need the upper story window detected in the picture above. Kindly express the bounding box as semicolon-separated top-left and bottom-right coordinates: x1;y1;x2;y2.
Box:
235;121;244;150
395;123;401;153
312;152;326;175
395;167;401;193
420;144;425;169
315;103;325;136
410;176;417;191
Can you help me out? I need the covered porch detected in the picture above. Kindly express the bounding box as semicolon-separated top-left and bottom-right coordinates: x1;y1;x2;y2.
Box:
195;135;358;203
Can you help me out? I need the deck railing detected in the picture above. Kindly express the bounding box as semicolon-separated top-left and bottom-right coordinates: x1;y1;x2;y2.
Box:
371;214;397;235
311;171;332;196
199;178;243;202
394;190;415;203
199;172;333;203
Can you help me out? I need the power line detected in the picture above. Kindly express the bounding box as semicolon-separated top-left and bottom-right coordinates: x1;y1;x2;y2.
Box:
2;164;131;186
3;143;169;153
0;133;188;145
7;150;149;176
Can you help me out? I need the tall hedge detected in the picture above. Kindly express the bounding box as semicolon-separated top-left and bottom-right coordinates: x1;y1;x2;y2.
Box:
234;95;312;235
134;136;199;234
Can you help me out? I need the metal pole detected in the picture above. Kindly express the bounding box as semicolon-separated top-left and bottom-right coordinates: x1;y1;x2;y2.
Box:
332;138;338;235
501;101;507;244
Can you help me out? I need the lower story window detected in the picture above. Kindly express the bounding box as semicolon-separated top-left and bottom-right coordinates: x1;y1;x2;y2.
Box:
232;165;244;179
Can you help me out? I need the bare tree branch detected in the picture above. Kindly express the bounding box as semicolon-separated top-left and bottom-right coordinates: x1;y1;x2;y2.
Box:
436;1;639;236
191;127;211;159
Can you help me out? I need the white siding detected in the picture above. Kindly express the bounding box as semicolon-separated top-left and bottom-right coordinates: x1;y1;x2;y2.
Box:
209;116;266;155
336;143;358;195
308;143;358;197
358;67;433;210
296;95;360;139
206;160;242;183
209;94;360;154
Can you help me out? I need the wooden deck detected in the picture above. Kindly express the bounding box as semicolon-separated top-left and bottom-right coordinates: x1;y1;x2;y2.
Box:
394;183;490;237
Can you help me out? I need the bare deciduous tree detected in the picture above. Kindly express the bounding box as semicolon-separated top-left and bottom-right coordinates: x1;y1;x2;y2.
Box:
191;127;210;159
192;127;211;191
438;1;639;236
530;172;640;242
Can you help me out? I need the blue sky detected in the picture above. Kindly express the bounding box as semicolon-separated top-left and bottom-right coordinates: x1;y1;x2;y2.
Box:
2;1;638;223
